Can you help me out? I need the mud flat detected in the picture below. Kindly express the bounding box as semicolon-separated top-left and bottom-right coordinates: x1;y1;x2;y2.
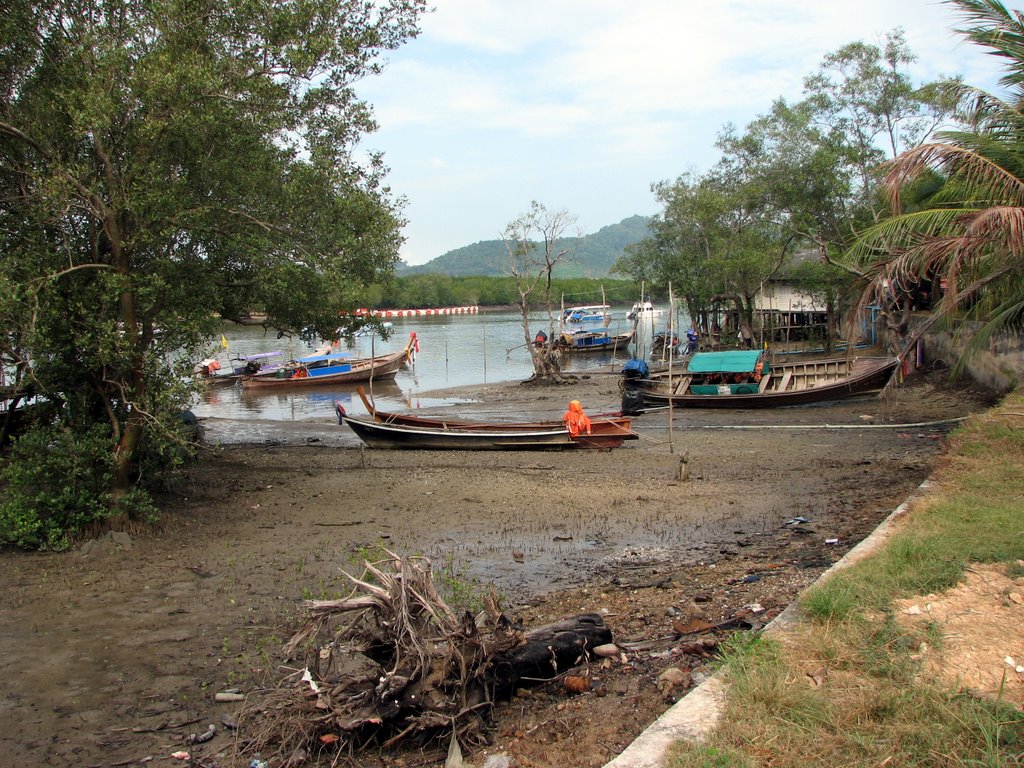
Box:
0;371;993;767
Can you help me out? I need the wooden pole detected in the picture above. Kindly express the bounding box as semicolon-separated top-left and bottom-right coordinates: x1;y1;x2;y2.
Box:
369;333;375;394
668;282;675;455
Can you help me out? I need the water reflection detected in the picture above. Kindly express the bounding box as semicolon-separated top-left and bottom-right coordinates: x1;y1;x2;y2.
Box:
192;310;639;423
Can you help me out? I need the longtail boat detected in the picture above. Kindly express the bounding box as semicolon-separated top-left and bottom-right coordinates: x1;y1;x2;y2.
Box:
338;388;638;450
241;335;414;389
552;304;634;353
196;350;287;387
627;350;899;409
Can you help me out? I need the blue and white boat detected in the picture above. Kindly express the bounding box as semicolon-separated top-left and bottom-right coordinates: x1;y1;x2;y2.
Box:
556;305;634;353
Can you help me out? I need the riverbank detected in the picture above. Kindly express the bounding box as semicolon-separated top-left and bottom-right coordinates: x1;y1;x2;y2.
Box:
0;370;998;767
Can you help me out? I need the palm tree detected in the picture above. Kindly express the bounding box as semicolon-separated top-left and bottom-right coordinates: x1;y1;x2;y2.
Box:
846;0;1024;363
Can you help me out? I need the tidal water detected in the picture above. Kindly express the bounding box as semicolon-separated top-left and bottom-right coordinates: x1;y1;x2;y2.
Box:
191;309;643;426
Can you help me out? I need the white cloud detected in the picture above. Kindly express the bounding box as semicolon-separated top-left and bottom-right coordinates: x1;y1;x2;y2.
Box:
358;0;1015;263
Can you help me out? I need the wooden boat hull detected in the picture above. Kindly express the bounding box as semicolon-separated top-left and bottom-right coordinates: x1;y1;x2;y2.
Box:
635;356;899;409
200;373;243;387
352;387;638;448
241;348;407;389
557;331;634;353
341;414;578;450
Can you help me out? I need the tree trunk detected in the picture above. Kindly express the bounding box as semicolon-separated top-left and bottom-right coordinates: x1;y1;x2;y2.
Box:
110;412;144;523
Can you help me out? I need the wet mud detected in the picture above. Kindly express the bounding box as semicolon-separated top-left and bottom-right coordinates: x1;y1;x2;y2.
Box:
0;371;995;767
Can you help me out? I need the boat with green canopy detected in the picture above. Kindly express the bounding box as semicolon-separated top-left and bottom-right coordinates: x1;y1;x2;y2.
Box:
627;350;899;409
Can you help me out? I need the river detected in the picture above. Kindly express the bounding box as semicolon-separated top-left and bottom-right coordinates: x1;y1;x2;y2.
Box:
191;308;648;426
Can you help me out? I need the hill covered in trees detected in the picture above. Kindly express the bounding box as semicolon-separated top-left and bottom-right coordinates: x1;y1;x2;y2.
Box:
397;215;651;278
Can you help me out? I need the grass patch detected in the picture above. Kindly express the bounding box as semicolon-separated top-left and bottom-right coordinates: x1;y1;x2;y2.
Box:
667;394;1024;768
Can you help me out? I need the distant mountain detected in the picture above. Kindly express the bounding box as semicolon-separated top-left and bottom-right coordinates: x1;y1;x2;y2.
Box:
397;215;651;278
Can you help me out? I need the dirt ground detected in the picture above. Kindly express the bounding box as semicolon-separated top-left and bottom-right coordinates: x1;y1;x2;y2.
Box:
0;369;998;768
894;563;1024;711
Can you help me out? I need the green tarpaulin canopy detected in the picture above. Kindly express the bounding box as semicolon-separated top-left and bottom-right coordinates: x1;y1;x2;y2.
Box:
686;350;763;374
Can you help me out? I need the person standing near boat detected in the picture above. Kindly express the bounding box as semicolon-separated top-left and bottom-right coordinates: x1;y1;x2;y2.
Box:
685;327;699;356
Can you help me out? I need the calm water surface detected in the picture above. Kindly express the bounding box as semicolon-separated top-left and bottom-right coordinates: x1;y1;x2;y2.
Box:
192;309;641;425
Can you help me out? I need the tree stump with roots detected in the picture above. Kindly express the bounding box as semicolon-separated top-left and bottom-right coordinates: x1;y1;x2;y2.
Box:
236;551;612;763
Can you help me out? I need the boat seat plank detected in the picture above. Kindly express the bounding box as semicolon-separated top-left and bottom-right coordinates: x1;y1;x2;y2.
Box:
758;374;771;393
779;372;793;391
672;375;691;394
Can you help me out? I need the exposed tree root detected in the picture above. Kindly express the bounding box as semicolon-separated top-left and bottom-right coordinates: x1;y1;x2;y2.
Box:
235;551;609;764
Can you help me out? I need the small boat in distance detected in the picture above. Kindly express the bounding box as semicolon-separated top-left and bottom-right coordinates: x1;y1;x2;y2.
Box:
626;300;666;322
241;334;415;389
628;350;899;409
195;350;287;386
338;388;639;450
555;304;634;353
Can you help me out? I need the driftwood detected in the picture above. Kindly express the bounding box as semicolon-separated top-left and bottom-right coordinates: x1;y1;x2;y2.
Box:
236;551;612;763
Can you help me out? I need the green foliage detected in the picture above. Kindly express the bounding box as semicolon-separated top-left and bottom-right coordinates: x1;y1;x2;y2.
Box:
434;552;489;614
666;744;756;768
845;1;1024;366
0;423;147;550
0;0;425;531
620;30;950;341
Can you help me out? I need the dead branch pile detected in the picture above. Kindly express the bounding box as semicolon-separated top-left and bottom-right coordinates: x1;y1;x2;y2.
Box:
236;551;610;764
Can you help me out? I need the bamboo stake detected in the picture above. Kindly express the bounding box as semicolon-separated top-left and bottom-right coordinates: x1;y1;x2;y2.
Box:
369;333;375;394
668;282;675;455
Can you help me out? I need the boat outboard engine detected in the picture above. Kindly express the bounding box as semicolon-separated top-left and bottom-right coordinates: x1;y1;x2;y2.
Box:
334;402;347;424
620;358;649;416
621;388;645;416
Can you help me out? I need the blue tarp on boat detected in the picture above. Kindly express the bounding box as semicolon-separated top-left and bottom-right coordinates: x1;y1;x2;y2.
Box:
295;351;353;364
687;350;763;374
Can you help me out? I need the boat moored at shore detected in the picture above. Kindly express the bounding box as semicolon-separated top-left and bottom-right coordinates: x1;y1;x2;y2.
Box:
626;350;899;409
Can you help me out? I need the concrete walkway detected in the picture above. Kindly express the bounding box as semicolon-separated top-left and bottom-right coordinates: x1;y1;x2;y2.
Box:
602;481;931;768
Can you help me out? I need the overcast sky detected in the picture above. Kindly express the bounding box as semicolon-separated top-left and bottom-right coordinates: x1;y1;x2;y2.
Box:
355;0;1010;266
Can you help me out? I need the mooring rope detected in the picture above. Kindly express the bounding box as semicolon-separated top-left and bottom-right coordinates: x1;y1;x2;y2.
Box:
633;413;968;430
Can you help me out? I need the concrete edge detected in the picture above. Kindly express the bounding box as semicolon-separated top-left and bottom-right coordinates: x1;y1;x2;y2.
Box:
601;480;933;768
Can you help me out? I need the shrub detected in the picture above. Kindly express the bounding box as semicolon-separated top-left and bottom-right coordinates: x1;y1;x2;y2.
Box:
0;423;119;550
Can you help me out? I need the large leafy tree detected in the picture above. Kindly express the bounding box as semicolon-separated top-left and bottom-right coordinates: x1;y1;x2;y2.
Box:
804;29;956;221
0;0;425;537
847;0;1024;360
618;30;950;350
615;173;721;329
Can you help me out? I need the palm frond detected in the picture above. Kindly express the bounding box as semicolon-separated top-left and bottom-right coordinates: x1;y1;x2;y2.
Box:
884;143;1024;211
845;208;980;264
947;0;1024;94
962;205;1024;258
